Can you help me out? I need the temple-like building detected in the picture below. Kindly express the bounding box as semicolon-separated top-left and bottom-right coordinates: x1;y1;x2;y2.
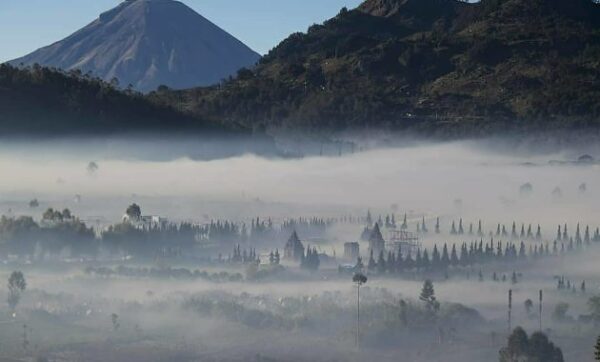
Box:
284;230;305;261
368;223;386;257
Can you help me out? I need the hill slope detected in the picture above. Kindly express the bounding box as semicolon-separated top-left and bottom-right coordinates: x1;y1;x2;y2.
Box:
160;0;600;136
10;0;260;92
0;63;222;135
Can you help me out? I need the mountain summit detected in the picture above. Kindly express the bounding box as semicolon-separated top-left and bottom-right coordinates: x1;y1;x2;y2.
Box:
10;0;260;92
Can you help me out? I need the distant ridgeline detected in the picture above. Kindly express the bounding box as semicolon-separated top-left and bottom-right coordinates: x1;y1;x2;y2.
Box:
152;0;600;137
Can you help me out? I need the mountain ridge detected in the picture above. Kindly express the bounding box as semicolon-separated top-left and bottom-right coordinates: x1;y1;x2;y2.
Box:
153;0;600;136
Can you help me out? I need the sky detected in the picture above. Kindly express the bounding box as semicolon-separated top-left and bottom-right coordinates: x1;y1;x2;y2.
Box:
0;0;363;62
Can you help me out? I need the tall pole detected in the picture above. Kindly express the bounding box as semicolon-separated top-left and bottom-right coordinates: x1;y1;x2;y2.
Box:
356;283;360;349
508;289;512;334
539;290;543;331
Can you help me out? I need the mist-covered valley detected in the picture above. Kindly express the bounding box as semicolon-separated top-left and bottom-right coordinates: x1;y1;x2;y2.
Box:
1;137;600;362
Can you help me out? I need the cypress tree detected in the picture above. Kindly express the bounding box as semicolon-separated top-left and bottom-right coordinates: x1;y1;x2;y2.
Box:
422;249;431;270
450;244;459;266
441;243;450;269
585;225;591;244
431;245;441;270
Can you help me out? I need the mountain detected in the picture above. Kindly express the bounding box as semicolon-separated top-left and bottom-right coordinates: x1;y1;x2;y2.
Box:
156;0;600;137
9;0;260;92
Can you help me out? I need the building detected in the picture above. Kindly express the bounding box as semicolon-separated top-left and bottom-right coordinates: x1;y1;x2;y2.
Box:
123;214;168;230
284;230;305;261
368;223;386;257
344;242;360;261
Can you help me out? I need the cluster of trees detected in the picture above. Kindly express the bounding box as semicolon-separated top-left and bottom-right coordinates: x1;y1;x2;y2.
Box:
0;213;95;257
557;277;586;294
0;63;218;134
101;222;197;257
281;217;332;239
196;216;334;248
154;0;600;136
300;246;320;271
499;327;564;362
228;244;259;264
363;236;591;276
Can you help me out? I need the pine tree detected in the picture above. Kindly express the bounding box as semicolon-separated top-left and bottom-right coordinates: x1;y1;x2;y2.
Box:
441;244;450;269
419;280;439;312
421;216;428;233
585;225;591;244
401;213;408;230
557;225;562;241
431;245;441;270
594;335;600;361
422;249;431;270
477;220;483;237
451;221;457;235
435;217;440;234
536;225;542;240
458;219;464;234
450;244;459;266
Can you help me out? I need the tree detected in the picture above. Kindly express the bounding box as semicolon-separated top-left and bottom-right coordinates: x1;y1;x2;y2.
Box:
125;203;142;221
419;279;439;312
7;271;26;311
352;273;367;348
594;335;600;361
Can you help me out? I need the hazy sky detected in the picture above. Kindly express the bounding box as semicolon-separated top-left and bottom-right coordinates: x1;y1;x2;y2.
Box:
0;0;363;62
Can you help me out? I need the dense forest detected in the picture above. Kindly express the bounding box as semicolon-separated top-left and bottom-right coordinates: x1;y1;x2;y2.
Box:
153;0;600;137
0;63;233;135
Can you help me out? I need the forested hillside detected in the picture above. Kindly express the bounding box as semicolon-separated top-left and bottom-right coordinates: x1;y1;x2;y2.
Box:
0;63;226;135
156;0;600;136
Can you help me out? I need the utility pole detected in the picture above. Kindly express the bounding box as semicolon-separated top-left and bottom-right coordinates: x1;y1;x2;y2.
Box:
353;273;367;349
508;289;512;334
539;290;543;331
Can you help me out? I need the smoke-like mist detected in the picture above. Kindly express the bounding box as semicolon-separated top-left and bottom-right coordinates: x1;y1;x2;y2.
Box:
1;137;599;361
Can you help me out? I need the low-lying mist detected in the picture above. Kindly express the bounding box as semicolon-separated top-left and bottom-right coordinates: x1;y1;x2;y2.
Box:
1;136;600;362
